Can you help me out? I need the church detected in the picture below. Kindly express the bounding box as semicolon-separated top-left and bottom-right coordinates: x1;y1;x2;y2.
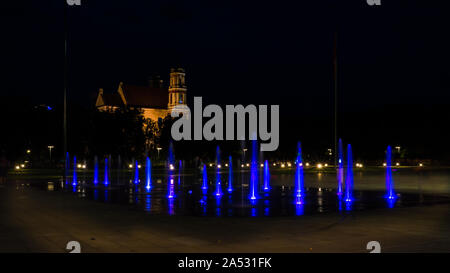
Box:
95;68;187;122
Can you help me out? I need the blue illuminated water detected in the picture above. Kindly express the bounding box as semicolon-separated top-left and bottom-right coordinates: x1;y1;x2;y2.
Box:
167;174;175;199
385;145;396;200
215;146;222;197
295;142;304;197
337;138;344;195
134;160;139;184
202;164;208;190
345;144;354;202
263;160;270;192
146;157;151;191
249;140;258;200
93;156;99;185
104;157;109;186
72;156;77;186
227;156;233;193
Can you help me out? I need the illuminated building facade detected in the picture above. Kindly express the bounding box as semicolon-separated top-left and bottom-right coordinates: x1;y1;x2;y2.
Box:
95;68;187;122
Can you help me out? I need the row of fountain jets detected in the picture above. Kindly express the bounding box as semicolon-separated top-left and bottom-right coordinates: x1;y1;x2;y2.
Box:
67;139;396;203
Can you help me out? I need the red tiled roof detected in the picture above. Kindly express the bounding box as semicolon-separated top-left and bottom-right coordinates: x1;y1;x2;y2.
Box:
122;84;168;109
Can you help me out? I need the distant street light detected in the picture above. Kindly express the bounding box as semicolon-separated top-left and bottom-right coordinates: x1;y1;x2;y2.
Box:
157;147;162;158
48;146;55;162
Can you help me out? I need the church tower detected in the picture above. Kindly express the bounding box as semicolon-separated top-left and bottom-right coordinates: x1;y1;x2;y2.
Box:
168;68;187;110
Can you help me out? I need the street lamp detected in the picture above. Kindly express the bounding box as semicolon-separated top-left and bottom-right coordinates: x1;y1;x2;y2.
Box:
48;146;55;162
157;147;162;158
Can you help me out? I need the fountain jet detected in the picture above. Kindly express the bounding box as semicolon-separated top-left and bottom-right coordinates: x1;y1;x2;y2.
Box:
385;145;396;200
344;144;354;202
104;157;109;186
93;156;99;185
227;156;233;193
295;142;304;197
72;156;77;186
202;164;208;190
249;140;259;200
146;157;152;191
337;138;344;195
263;160;270;191
215;146;222;197
134;160;139;184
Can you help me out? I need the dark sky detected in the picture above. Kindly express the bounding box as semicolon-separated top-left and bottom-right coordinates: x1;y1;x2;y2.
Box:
3;0;449;110
2;0;450;158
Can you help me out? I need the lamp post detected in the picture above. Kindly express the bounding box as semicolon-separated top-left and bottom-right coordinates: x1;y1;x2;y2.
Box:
157;147;162;158
63;0;81;182
242;148;247;163
48;146;55;162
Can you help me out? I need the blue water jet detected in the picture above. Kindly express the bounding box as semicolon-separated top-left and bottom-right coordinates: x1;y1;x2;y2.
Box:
215;146;222;197
227;156;233;193
133;160;139;184
178;160;182;185
385;145;396;200
167;169;175;199
72;156;77;186
337;138;344;195
104;157;109;186
93;156;99;185
145;157;152;191
201;164;208;190
263;160;270;192
344;144;354;202
295;142;304;197
168;141;175;170
249;140;259;200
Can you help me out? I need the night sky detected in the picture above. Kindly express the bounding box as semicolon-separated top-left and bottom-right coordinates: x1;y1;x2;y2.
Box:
2;0;450;158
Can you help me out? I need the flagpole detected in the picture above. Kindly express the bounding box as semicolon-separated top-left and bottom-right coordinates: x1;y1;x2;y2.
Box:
63;2;68;180
333;31;338;169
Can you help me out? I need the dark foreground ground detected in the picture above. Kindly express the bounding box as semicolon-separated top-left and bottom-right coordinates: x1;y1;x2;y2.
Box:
1;180;449;253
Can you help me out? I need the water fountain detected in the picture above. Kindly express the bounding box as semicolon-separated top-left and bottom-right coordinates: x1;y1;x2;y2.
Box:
385;145;396;200
167;145;175;198
227;156;233;193
215;146;222;197
72;156;77;186
167;176;175;199
145;157;152;191
134;160;139;184
263;160;270;192
103;157;109;186
295;142;304;197
168;141;175;170
93;156;99;185
202;164;208;190
178;160;182;185
249;140;258;200
344;144;354;202
337;138;344;195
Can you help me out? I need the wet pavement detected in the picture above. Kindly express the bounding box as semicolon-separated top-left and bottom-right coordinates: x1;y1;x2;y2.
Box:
0;168;449;252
